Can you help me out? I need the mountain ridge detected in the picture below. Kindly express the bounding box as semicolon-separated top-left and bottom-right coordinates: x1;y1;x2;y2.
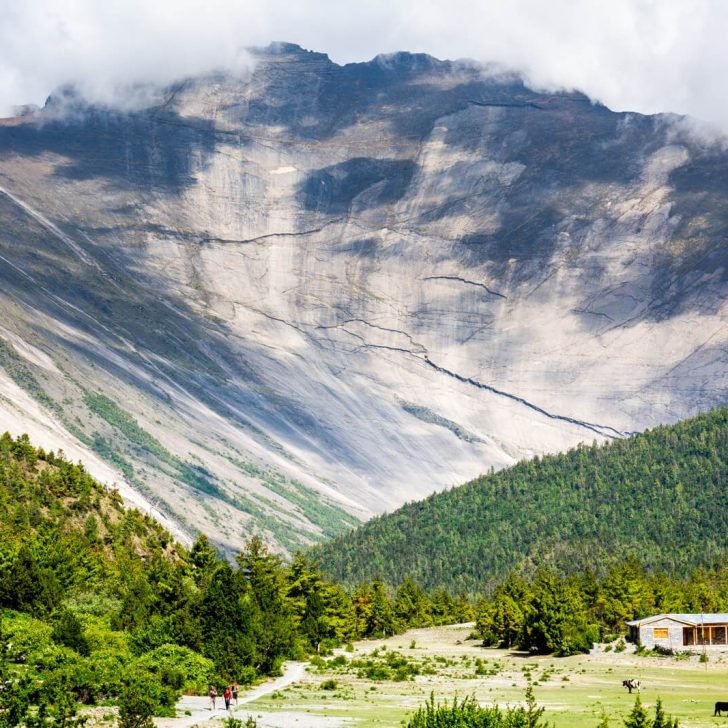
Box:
0;44;725;551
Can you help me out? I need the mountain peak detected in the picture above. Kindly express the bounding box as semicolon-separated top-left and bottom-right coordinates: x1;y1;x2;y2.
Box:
251;41;331;62
369;50;445;71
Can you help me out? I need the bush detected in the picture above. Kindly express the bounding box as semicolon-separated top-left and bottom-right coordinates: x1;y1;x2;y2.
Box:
363;664;391;681
118;676;156;728
407;688;547;728
120;667;176;719
134;644;214;695
2;612;54;663
51;609;90;656
224;718;257;728
320;679;338;691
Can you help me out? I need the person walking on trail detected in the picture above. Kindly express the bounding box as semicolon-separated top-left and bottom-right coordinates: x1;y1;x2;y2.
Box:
232;682;239;705
209;684;217;710
223;685;232;710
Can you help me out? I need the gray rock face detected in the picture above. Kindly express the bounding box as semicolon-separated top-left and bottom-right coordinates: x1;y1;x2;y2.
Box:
0;44;726;551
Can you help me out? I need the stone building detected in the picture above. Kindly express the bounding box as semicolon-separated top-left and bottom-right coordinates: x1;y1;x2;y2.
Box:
627;614;728;651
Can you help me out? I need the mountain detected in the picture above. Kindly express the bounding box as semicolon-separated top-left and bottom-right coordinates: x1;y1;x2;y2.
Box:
0;43;726;551
311;407;728;594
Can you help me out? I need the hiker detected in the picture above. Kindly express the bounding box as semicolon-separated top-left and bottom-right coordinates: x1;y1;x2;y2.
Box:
223;685;232;710
209;684;217;710
232;682;239;705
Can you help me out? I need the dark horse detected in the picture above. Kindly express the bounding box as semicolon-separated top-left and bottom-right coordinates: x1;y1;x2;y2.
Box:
714;702;728;716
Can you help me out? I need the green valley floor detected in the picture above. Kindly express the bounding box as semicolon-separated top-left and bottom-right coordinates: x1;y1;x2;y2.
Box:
135;624;728;727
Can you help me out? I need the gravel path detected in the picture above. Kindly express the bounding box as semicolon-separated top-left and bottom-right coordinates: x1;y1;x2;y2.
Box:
156;662;314;727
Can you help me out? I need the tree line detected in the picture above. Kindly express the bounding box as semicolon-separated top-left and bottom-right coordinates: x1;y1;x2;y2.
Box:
475;558;728;655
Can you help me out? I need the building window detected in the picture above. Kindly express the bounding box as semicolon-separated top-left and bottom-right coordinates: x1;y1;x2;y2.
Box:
711;626;726;645
683;627;695;645
653;627;669;639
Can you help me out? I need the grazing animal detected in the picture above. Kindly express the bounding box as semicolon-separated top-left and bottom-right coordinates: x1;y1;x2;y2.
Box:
622;679;641;694
714;702;728;716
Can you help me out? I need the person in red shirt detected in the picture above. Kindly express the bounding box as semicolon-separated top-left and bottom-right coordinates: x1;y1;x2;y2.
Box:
223;685;232;711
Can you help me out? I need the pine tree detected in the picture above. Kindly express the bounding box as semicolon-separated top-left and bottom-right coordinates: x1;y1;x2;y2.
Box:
393;577;431;629
367;579;396;638
237;537;296;674
625;696;650;728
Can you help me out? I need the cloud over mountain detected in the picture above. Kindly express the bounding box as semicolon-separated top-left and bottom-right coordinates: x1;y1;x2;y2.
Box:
3;0;728;131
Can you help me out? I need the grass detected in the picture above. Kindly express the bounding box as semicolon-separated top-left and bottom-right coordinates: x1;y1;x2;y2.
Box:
0;339;61;416
84;391;233;502
222;452;360;539
247;624;728;728
82;393;358;552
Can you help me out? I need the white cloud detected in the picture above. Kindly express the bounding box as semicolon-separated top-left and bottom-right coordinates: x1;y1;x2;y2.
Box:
2;0;728;129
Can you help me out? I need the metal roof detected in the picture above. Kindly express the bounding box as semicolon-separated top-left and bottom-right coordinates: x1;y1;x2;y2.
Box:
626;613;728;627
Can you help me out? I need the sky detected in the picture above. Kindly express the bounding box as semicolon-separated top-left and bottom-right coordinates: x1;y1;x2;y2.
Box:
1;0;727;130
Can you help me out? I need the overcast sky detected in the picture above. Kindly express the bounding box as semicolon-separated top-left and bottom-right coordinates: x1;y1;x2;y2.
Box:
1;0;727;129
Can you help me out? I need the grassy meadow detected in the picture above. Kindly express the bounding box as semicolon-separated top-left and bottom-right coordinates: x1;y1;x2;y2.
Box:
246;624;728;728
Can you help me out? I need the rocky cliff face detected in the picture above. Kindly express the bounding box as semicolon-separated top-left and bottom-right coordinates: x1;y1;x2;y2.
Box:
0;43;725;551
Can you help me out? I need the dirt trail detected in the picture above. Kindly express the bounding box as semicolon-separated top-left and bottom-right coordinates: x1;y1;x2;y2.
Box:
156;662;310;727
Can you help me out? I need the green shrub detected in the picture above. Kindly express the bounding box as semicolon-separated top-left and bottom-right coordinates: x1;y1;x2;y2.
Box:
224;717;257;728
320;679;338;690
120;667;176;719
407;688;547;728
2;612;54;663
118;675;156;728
51;609;90;656
363;664;391;681
134;644;214;695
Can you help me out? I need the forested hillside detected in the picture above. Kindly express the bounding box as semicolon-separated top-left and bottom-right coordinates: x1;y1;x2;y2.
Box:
312;408;728;594
0;432;471;724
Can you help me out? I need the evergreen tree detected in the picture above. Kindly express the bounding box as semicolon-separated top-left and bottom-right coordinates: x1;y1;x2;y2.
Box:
394;577;431;628
3;544;60;614
190;534;218;580
199;562;255;679
625;696;650;728
237;537;296;673
367;580;396;638
479;574;530;647
653;698;667;728
521;570;593;655
51;609;90;656
118;676;156;728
